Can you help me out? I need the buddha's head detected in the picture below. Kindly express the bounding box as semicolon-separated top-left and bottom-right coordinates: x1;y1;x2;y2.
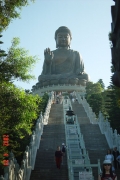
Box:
55;26;72;48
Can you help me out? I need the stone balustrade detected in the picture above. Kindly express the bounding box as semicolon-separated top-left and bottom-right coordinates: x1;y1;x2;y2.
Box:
63;97;97;180
98;112;120;151
0;92;54;180
76;92;120;151
32;84;86;97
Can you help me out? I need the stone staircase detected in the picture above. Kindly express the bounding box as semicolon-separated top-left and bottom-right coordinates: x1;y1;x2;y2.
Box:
30;104;69;180
72;101;120;180
30;100;120;180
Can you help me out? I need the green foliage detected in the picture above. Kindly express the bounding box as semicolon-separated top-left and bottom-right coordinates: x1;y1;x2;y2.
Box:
38;93;49;113
86;81;103;94
108;32;113;48
0;0;35;32
0;37;39;83
86;80;105;116
86;81;103;99
87;93;104;116
97;79;105;89
105;83;120;133
86;77;120;133
0;83;40;132
0;35;7;57
0;36;49;169
0;82;42;164
0;82;49;167
103;65;120;133
108;32;112;41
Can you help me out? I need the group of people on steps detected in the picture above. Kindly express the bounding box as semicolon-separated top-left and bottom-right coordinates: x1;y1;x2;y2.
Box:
98;147;120;180
55;144;120;180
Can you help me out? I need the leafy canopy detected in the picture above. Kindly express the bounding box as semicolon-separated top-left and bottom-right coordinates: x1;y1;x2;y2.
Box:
97;79;105;89
0;35;49;168
0;82;49;166
0;0;35;32
0;37;38;82
86;80;105;116
86;81;103;98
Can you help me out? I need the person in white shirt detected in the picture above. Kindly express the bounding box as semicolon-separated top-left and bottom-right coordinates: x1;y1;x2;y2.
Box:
105;149;114;172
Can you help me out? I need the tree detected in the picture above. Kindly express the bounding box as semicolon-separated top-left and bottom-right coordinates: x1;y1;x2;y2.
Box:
0;36;49;169
97;79;105;89
0;35;7;57
101;89;110;117
86;81;103;100
87;93;104;116
0;82;49;166
86;81;104;116
104;65;120;133
0;0;35;32
0;82;40;166
105;83;120;133
0;37;38;82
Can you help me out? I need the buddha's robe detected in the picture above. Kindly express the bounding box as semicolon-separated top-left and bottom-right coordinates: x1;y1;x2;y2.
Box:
38;48;88;84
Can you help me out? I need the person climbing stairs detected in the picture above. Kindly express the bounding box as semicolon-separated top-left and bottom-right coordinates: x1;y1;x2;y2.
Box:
30;104;68;180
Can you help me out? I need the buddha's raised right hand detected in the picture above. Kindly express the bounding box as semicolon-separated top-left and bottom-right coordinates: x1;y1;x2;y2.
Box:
44;48;54;63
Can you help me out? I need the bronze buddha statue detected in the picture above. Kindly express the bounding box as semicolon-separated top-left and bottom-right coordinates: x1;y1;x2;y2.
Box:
38;26;89;87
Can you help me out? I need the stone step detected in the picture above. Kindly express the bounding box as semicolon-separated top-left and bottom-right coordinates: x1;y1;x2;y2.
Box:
72;102;109;180
30;100;120;180
30;104;69;180
30;168;68;180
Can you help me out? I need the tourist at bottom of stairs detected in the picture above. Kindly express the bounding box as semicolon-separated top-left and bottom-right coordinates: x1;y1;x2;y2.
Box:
55;146;63;169
98;160;117;180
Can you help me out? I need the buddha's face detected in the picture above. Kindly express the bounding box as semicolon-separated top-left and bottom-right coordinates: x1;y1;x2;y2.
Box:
56;32;71;48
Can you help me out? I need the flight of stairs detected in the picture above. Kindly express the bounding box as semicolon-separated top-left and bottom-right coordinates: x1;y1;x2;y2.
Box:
30;104;69;180
72;101;120;180
30;100;120;180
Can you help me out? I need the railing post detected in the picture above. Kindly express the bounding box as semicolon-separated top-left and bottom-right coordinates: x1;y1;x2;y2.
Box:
14;158;20;179
113;129;118;147
21;160;25;180
98;159;101;175
118;134;120;152
8;152;16;180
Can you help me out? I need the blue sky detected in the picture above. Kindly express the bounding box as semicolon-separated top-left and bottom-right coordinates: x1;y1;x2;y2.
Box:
1;0;115;90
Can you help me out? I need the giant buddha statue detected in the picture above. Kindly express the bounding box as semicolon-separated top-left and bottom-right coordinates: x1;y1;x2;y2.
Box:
38;26;89;87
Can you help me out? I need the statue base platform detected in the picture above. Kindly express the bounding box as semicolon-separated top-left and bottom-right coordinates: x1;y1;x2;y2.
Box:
32;84;86;96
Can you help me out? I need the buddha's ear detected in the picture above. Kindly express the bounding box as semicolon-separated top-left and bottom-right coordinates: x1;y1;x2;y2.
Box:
68;43;71;48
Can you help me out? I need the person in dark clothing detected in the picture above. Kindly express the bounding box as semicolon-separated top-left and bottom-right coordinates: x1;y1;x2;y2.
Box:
98;160;117;180
55;146;63;169
61;143;66;155
61;143;66;165
112;147;119;169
